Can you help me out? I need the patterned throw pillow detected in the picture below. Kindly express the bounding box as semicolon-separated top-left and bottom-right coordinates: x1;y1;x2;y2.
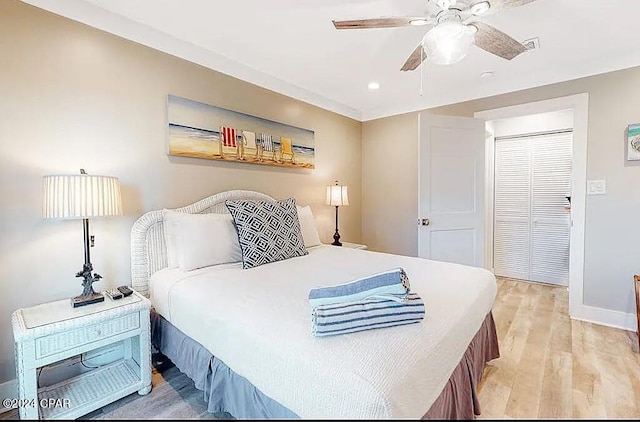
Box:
225;197;308;269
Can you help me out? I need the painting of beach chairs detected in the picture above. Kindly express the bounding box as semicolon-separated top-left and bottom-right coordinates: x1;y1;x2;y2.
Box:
167;95;315;169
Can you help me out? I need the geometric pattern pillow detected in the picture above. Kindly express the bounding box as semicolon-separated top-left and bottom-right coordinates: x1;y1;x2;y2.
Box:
225;197;308;269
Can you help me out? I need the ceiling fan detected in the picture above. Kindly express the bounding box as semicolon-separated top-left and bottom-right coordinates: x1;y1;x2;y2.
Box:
332;0;537;69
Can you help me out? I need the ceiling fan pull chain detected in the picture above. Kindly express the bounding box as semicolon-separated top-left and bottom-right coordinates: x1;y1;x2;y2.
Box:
420;47;424;97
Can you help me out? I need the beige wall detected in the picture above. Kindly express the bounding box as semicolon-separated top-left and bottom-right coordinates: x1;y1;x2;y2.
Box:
363;66;640;319
0;0;361;383
362;113;418;256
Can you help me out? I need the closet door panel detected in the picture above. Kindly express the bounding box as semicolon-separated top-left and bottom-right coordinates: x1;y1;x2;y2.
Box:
530;133;572;285
494;219;530;279
494;139;531;280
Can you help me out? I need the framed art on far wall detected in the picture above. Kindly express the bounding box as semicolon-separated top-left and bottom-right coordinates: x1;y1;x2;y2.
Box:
627;123;640;161
167;95;315;169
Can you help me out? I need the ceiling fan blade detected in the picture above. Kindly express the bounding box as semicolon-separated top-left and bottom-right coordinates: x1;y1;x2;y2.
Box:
333;17;428;29
471;21;527;60
487;0;538;13
401;44;428;71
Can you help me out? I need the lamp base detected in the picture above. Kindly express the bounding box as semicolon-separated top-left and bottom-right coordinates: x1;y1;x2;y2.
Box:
71;293;105;308
332;230;342;246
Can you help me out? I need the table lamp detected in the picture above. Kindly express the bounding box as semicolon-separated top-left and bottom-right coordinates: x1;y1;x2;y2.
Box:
42;169;123;307
326;181;349;246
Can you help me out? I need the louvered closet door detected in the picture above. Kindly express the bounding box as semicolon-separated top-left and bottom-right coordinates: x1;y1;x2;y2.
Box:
493;132;572;286
494;139;531;280
530;133;572;284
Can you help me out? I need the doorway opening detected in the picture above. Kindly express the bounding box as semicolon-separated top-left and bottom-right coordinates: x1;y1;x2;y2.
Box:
475;94;588;318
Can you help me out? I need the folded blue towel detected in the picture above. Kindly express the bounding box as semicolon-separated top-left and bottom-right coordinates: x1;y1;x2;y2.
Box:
308;268;410;308
311;293;425;337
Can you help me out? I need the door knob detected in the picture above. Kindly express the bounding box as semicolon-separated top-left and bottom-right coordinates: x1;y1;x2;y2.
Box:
420;218;430;226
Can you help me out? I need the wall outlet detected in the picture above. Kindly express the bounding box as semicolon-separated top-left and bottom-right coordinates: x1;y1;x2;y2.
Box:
587;180;606;195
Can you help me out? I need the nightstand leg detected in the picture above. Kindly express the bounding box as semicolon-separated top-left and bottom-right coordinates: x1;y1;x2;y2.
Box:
137;384;152;395
15;342;39;419
137;309;152;395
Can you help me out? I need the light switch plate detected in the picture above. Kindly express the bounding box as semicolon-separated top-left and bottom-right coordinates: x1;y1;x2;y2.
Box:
587;180;606;195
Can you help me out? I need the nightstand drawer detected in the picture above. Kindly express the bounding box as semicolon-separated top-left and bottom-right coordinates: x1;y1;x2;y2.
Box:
35;313;140;359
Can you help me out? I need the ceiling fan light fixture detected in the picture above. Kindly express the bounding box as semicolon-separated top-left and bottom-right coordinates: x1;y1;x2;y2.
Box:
470;1;491;15
422;21;475;65
409;18;430;26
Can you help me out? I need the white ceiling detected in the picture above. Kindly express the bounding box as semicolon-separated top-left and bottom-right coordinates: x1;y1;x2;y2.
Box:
23;0;640;121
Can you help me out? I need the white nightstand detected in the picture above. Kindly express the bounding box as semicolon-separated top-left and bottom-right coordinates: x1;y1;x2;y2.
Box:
339;242;367;250
11;291;152;420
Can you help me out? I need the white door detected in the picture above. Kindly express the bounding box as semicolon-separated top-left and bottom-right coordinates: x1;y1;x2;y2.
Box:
493;138;532;280
494;132;572;285
530;132;573;284
418;114;486;267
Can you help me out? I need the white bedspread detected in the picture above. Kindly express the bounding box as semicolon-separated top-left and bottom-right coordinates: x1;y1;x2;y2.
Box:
150;245;497;419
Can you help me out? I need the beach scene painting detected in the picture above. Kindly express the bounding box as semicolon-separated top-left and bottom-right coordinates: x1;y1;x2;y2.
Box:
628;123;640;161
167;95;315;169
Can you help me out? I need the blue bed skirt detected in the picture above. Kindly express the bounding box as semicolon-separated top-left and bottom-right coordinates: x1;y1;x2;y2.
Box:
151;310;499;419
151;311;299;419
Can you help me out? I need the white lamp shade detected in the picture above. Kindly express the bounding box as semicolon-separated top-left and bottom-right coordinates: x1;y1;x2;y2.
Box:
422;21;475;65
326;185;349;206
42;174;123;219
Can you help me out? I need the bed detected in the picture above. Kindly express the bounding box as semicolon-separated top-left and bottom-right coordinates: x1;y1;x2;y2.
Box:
130;190;499;419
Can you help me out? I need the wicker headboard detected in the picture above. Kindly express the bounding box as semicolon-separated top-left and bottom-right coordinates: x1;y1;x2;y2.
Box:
130;189;275;297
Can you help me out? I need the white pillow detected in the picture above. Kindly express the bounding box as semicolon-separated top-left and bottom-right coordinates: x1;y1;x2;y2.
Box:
163;209;242;271
162;209;181;268
296;205;322;248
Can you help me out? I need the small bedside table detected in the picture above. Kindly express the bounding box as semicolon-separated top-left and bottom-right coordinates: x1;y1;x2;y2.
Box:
11;290;152;420
339;242;367;250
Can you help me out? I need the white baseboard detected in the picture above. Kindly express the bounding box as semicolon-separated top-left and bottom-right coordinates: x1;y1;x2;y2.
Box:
571;303;637;332
0;379;18;414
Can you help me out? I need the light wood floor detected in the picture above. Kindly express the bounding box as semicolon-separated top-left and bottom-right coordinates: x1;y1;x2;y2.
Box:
1;277;638;419
478;277;640;419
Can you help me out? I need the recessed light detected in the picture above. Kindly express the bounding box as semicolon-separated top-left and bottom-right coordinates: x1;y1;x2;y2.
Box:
368;82;380;90
470;1;491;15
480;71;494;79
410;18;430;26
